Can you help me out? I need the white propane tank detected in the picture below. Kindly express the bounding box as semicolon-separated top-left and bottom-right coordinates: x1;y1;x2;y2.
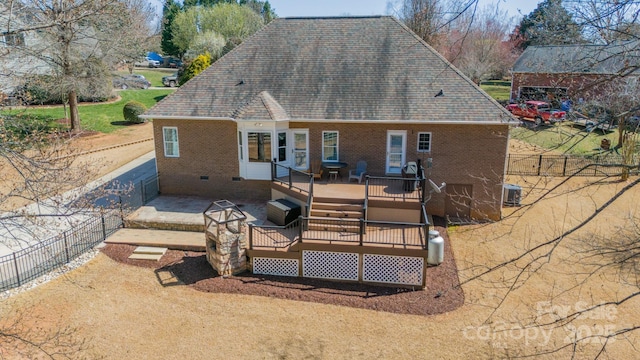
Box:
427;230;444;265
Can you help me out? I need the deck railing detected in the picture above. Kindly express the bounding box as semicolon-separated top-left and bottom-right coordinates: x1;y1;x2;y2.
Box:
365;175;423;201
248;216;426;250
248;218;301;250
271;162;314;194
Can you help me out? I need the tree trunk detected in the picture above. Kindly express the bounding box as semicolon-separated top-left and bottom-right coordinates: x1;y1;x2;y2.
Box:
68;90;80;132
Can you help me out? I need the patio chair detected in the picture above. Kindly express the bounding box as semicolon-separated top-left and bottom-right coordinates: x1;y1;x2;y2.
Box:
310;159;323;180
348;160;368;183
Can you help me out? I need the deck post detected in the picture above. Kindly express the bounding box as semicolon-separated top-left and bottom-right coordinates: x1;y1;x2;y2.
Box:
271;159;276;181
248;224;253;250
298;216;304;243
288;168;292;189
359;218;364;246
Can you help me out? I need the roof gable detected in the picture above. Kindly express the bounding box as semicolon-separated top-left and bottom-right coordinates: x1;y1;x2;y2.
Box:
146;16;509;123
233;91;289;120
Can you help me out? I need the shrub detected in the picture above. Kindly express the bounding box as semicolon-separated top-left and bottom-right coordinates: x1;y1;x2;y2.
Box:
123;101;147;124
179;52;212;86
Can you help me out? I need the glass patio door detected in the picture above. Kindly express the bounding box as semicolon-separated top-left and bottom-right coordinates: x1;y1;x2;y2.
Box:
276;131;288;177
292;130;308;170
386;130;406;174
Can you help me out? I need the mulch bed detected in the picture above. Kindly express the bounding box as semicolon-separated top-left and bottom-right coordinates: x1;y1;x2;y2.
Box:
100;225;464;316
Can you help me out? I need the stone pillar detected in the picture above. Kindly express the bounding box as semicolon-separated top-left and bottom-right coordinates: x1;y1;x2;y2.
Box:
205;221;248;276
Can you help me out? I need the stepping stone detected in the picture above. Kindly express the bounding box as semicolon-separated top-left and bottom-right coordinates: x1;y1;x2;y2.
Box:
127;246;168;261
128;253;164;261
133;246;167;255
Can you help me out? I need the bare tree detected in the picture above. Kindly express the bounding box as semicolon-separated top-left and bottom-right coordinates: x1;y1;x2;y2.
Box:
0;114;109;248
438;4;516;84
0;298;92;359
394;0;482;48
567;0;640;43
411;2;640;357
0;0;155;132
394;1;518;82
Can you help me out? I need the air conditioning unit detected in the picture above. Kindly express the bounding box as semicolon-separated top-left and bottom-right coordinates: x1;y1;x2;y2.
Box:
503;184;522;206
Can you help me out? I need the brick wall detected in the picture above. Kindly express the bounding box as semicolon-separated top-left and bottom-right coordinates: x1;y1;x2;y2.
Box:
511;73;615;101
154;120;508;221
153;119;270;201
291;122;509;220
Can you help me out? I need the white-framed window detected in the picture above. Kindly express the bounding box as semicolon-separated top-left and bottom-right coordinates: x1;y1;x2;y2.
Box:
322;131;339;161
162;126;179;157
238;131;243;161
3;33;25;47
417;132;431;153
248;131;272;163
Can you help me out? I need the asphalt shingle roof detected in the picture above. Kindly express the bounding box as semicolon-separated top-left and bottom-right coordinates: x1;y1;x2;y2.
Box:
512;42;640;75
146;16;509;122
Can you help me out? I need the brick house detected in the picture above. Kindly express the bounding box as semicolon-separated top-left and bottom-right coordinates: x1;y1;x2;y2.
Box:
143;16;512;221
510;42;640;104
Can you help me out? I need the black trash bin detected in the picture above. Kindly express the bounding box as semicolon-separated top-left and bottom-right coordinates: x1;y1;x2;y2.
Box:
402;161;418;192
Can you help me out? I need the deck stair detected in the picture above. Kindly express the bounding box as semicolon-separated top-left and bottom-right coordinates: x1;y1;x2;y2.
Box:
308;197;364;233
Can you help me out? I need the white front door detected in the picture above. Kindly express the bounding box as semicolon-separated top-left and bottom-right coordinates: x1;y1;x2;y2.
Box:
292;130;309;171
386;130;406;174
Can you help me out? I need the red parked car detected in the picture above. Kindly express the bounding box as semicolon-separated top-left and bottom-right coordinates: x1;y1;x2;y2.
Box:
506;100;566;126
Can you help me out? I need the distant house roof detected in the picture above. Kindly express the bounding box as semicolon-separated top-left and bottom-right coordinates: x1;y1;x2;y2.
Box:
146;16;510;123
512;42;640;75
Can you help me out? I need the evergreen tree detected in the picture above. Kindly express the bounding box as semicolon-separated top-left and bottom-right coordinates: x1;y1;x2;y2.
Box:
183;0;233;9
239;0;276;23
518;0;584;50
161;0;183;57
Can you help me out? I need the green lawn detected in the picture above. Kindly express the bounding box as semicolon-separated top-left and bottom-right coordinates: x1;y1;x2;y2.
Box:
511;122;620;155
476;81;621;155
115;68;176;87
480;82;511;102
3;89;173;133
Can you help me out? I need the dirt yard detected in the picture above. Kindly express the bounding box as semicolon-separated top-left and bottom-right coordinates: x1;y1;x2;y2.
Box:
0;123;154;210
1;131;639;359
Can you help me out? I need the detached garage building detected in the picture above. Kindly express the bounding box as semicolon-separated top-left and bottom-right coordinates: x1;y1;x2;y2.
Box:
510;42;640;104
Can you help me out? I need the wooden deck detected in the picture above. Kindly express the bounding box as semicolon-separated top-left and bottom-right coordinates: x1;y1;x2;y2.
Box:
273;176;423;203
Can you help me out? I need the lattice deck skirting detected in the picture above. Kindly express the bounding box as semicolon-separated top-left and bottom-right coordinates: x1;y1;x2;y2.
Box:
250;252;425;287
253;257;299;277
302;251;359;281
363;254;424;286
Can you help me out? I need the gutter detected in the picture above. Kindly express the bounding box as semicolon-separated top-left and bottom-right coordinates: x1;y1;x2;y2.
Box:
140;116;514;125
